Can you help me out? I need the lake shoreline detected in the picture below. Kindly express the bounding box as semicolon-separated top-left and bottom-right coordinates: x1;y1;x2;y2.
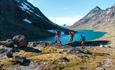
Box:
38;29;107;45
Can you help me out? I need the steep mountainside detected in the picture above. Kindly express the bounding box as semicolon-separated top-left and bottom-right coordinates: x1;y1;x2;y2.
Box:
0;0;70;40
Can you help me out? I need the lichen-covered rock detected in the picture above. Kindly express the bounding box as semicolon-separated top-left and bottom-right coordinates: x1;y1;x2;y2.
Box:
6;51;13;58
8;62;51;70
68;48;92;55
12;56;30;66
12;35;28;47
0;39;14;47
5;39;14;47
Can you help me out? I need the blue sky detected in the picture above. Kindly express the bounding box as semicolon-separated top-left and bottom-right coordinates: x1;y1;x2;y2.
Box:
28;0;114;25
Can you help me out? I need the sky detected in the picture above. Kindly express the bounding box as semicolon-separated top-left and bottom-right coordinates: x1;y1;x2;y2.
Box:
28;0;114;26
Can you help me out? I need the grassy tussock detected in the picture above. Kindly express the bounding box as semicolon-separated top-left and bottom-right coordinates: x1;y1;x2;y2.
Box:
0;57;14;70
42;47;65;53
29;53;63;62
14;50;38;57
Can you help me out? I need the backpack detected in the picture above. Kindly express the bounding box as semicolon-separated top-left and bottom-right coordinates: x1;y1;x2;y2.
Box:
56;32;60;37
70;31;74;36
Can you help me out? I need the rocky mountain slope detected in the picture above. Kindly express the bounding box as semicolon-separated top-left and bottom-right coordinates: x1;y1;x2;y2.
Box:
0;0;70;40
70;4;115;47
70;4;115;29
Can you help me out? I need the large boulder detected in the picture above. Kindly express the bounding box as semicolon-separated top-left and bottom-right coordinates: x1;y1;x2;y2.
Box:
12;35;28;47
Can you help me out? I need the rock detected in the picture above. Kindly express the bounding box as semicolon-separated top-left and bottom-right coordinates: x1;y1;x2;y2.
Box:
0;39;14;47
59;57;69;65
6;51;13;58
68;48;80;54
96;66;105;70
39;41;48;47
8;62;51;70
0;61;3;69
0;47;12;57
96;62;105;70
80;49;92;55
103;58;112;68
100;45;104;47
12;35;28;47
5;39;14;47
0;48;7;54
27;42;36;47
108;46;112;48
13;56;30;66
28;41;40;47
68;48;92;55
0;45;3;48
80;67;88;70
0;41;6;46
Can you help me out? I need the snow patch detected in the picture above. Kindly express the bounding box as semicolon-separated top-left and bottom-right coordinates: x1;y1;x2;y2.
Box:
48;30;64;35
23;19;32;24
19;3;30;11
48;30;56;33
23;2;34;10
18;2;49;23
19;2;42;18
106;9;111;14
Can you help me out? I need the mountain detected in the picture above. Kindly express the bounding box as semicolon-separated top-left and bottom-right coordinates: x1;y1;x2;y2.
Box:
70;4;115;46
70;4;115;29
0;0;70;40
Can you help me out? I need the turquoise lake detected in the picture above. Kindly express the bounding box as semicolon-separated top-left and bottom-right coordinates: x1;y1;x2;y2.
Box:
40;30;106;45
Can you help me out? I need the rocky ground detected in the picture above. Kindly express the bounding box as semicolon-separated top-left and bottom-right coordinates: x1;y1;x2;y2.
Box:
0;35;115;70
0;45;115;70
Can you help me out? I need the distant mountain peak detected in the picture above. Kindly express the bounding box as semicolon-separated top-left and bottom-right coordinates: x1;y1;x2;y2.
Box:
92;6;102;11
71;4;115;30
85;6;103;17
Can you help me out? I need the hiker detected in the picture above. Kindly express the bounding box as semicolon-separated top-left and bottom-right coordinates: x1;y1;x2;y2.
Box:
55;31;61;44
80;34;85;49
69;31;75;43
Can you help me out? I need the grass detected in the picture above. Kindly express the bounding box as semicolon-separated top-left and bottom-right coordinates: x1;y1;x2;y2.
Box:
42;47;65;53
13;50;38;57
0;57;15;70
0;47;115;70
29;53;63;62
28;47;113;70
